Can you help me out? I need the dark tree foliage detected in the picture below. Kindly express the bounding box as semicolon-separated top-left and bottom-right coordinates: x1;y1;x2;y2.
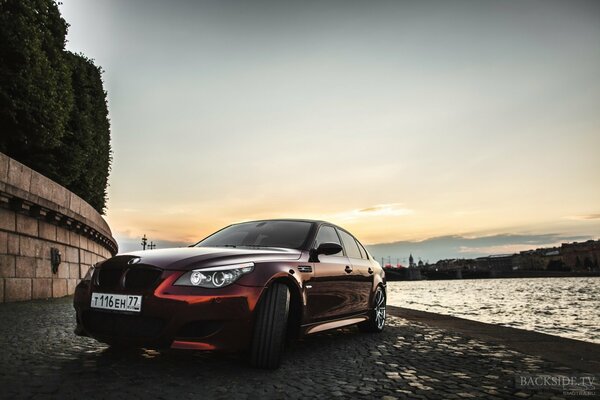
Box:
57;53;111;213
0;0;72;175
0;0;111;213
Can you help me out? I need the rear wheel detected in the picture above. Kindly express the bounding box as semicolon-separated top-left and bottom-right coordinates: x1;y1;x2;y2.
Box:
250;283;290;369
359;286;386;333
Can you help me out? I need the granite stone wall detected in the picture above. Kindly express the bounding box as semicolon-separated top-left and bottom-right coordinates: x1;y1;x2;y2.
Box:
0;152;118;302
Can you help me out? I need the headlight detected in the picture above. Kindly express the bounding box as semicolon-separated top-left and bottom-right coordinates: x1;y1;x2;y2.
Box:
174;262;254;288
82;265;95;281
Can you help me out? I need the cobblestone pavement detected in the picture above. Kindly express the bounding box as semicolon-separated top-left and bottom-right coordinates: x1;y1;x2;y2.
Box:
0;297;584;399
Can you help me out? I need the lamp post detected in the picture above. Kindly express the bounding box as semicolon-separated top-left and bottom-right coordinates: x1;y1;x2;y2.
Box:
148;241;156;250
141;234;148;250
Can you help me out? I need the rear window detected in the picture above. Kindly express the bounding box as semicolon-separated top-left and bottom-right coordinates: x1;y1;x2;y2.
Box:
195;221;313;249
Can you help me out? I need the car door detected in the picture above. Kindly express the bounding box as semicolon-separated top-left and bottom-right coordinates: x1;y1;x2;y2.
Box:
305;225;361;322
336;229;373;312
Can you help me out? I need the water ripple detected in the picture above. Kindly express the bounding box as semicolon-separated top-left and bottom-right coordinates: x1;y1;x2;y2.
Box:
387;277;600;343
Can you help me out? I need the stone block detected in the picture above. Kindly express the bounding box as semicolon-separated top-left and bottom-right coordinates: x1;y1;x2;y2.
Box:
0;152;8;182
80;202;93;221
0;255;16;277
7;158;32;192
67;278;78;295
51;183;70;208
30;172;54;201
65;246;79;263
39;222;57;241
57;262;70;279
80;264;90;279
69;193;82;215
83;251;92;265
0;208;15;232
69;263;80;279
7;233;19;254
56;227;69;244
52;279;67;298
15;256;36;278
0;231;6;253
32;278;52;299
69;231;80;247
39;240;52;260
19;236;41;257
5;278;31;302
16;214;38;236
35;258;53;278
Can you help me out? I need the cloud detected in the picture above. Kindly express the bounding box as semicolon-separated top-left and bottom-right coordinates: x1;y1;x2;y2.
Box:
565;214;600;221
335;203;414;220
458;244;555;255
366;233;594;263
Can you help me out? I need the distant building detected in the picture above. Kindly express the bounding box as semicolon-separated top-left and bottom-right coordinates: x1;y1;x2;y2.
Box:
475;254;517;272
561;240;600;271
417;238;599;274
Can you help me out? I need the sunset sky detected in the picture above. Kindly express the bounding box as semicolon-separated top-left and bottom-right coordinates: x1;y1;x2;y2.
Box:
59;0;600;258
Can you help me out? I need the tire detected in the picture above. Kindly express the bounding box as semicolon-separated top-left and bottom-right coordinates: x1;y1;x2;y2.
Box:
359;286;386;333
250;282;290;369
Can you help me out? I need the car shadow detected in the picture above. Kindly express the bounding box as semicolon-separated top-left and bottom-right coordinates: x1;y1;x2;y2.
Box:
47;323;395;398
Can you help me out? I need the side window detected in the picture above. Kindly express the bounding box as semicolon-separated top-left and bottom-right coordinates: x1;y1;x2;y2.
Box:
338;229;362;259
356;239;369;260
355;239;365;259
314;226;343;256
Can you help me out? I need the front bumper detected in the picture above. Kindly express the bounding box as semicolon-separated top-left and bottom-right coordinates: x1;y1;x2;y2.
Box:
74;270;265;351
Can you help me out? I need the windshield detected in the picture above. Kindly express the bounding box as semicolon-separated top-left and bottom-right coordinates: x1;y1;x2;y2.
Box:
195;221;314;249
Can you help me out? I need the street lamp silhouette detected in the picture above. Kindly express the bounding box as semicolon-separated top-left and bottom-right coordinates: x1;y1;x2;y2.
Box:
148;241;156;250
141;234;148;250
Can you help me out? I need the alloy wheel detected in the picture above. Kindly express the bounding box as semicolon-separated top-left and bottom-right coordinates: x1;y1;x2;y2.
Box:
374;287;386;329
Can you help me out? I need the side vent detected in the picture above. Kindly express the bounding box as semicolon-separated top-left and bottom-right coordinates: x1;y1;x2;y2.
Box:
297;265;313;273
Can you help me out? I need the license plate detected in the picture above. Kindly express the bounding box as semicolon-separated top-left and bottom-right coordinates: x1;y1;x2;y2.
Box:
91;293;142;313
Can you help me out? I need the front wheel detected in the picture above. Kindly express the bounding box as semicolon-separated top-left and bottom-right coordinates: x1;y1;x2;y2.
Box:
250;282;290;369
359;286;386;333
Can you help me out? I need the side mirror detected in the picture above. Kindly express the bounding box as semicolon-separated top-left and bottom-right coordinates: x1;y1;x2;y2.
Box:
316;242;343;256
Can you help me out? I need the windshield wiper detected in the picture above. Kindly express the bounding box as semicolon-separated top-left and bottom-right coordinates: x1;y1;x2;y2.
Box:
215;244;282;249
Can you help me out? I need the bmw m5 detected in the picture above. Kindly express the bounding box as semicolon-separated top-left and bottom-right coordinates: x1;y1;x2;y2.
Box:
74;219;386;369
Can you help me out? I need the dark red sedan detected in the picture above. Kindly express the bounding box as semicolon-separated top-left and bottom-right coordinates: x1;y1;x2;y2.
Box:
74;219;386;368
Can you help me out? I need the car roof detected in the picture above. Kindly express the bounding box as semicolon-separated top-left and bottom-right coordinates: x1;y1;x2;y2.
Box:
233;218;330;225
233;218;357;235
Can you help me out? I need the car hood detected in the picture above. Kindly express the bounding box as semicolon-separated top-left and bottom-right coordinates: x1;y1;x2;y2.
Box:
101;247;303;271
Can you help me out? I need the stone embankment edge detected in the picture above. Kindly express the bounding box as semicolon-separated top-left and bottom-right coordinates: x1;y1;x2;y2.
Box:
388;306;600;373
0;152;118;302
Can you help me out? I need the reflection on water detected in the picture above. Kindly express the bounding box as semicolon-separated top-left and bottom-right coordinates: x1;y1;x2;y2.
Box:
387;277;600;344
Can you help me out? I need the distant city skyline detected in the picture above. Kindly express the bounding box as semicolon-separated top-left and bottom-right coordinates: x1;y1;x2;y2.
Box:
59;0;600;257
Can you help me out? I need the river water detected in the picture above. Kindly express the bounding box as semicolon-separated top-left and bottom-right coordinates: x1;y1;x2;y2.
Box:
387;277;600;344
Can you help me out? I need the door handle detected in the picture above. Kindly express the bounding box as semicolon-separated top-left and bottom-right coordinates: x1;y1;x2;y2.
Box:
345;265;353;273
368;267;374;274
